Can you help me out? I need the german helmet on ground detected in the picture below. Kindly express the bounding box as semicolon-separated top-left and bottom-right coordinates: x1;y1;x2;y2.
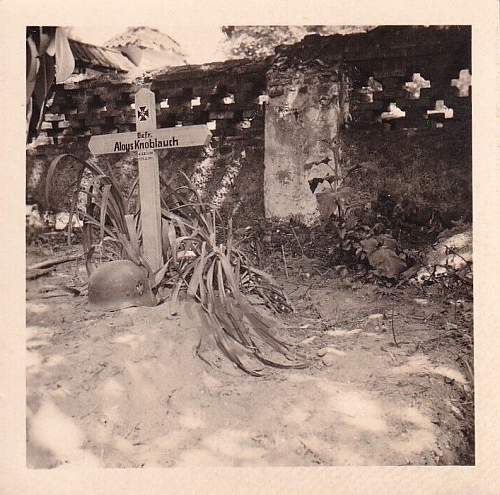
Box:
88;259;157;311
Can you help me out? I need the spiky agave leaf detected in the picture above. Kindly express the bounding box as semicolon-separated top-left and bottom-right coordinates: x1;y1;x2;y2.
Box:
45;154;150;277
47;155;306;375
152;173;309;375
179;243;305;373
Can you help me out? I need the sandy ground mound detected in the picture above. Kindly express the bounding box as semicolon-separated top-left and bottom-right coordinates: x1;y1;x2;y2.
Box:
26;251;474;467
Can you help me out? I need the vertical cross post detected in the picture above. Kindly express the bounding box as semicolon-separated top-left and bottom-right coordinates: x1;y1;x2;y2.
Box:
89;89;212;276
135;88;163;272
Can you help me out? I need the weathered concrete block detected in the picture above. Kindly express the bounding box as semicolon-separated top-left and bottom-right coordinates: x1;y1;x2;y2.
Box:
264;71;346;225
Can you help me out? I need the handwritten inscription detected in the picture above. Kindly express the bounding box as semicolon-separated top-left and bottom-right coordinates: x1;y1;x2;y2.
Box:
114;130;179;152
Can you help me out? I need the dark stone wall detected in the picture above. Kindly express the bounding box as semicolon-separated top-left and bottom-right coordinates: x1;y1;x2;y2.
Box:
264;25;471;224
27;58;270;223
341;126;472;223
28;26;472;227
28;134;265;227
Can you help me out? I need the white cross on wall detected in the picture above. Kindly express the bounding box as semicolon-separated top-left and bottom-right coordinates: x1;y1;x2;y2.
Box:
360;77;383;103
381;102;406;120
427;100;454;119
404;73;431;99
451;69;471;97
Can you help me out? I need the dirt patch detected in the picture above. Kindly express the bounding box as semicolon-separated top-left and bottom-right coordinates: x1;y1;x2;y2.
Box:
26;247;474;467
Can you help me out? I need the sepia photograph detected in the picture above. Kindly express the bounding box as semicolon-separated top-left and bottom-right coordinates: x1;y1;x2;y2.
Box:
24;24;475;469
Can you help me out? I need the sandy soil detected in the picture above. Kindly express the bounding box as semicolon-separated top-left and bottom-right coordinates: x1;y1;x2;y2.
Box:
26;245;474;468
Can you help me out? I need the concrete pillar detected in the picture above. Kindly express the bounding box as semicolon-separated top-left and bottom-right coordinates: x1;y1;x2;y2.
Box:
264;63;345;225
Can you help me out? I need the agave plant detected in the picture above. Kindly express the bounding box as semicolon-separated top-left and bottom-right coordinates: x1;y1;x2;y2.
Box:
158;174;308;375
46;154;307;376
45;154;151;277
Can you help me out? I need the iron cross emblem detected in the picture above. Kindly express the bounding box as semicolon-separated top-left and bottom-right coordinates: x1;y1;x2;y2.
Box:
137;106;150;121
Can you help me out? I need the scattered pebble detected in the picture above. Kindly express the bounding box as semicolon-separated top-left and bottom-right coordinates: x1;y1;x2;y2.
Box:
328;348;347;356
27;338;49;350
449;404;464;419
365;314;385;331
317;346;346;357
322;354;337;366
326;328;361;337
414;298;429;306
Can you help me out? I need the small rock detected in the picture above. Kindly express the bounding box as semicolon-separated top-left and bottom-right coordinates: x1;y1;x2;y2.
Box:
414;298;429;306
300;336;317;345
326;328;361;337
368;246;407;279
327;347;346;356
322;354;337;366
317;348;328;357
317;346;346;358
449;404;464;418
366;313;384;330
416;268;431;284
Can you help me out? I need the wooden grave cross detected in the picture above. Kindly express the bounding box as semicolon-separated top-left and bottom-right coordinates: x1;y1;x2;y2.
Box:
89;88;212;272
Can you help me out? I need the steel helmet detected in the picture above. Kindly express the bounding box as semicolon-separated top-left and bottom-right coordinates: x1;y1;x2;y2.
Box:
88;259;157;311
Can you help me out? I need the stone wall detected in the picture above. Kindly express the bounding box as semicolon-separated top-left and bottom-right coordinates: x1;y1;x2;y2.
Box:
264;26;471;224
28;26;472;227
28;58;270;224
